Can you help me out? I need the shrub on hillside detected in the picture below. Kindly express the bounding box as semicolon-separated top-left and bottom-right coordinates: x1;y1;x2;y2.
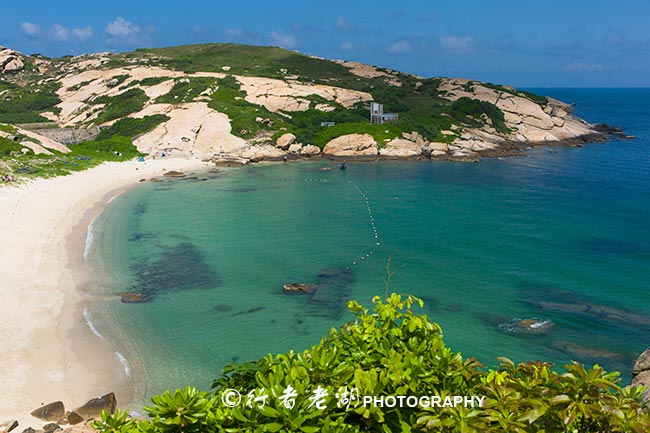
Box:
96;115;170;140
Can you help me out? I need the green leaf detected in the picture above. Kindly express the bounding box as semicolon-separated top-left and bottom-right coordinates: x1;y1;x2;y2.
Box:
264;422;283;432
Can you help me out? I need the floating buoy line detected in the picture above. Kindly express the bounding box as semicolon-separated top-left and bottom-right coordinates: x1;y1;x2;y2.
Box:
350;181;380;267
278;173;382;268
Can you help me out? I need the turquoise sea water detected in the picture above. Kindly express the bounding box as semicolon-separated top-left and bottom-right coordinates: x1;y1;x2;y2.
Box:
87;89;650;405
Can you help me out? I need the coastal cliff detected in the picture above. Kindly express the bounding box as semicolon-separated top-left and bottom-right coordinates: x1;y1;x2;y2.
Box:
0;43;629;172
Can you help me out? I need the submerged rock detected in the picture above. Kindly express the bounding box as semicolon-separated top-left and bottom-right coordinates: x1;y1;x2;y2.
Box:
129;242;220;300
536;301;650;327
552;341;624;361
30;402;64;422
498;318;554;335
283;283;314;294
118;292;150;303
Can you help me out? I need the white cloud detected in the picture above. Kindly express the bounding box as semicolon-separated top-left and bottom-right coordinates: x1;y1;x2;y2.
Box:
269;31;297;48
439;35;475;52
386;40;413;54
105;17;141;38
564;62;605;72
340;41;354;51
225;28;244;38
20;22;41;36
51;24;70;41
19;21;94;43
605;34;624;44
73;27;94;41
336;17;351;30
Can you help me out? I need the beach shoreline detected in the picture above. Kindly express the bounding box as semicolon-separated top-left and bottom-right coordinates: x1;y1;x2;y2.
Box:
0;157;208;426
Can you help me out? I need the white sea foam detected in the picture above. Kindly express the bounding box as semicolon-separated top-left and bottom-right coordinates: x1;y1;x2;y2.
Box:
83;308;131;378
115;350;132;378
83;307;105;341
83;216;98;261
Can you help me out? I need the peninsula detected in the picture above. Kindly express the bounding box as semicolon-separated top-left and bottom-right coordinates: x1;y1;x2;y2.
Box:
0;43;629;180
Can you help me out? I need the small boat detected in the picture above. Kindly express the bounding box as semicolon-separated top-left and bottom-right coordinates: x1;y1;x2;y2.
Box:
339;162;347;170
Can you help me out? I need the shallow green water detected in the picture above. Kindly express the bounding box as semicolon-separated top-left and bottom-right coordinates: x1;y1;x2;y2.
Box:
87;89;650;406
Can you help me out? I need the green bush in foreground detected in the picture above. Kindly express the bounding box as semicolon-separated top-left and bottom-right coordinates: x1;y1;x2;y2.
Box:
93;294;650;432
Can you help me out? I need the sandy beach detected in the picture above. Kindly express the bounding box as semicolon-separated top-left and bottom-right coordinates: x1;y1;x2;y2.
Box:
0;157;208;426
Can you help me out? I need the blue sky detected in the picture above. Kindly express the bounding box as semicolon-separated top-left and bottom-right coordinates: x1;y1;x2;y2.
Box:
1;0;649;87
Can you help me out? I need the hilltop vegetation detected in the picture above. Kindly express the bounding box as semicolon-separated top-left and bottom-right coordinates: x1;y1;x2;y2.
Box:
92;294;650;433
1;42;606;181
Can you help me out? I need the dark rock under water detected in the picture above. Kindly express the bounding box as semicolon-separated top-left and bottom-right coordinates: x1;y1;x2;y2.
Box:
219;186;258;193
282;266;354;319
128;231;159;242
212;303;234;313
578;237;650;258
127;242;221;300
517;283;650;329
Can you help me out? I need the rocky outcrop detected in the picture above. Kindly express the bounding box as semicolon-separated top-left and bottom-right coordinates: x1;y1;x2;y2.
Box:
0;46;24;74
234;144;286;162
378;138;421;158
72;393;116;420
236;76;372;113
632;348;650;402
300;145;321;157
0;420;18;433
30;402;65;422
287;143;302;153
437;78;608;154
322;134;378;158
17;394;116;433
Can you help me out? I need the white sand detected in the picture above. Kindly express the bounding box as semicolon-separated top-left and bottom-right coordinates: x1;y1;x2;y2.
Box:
0;157;208;426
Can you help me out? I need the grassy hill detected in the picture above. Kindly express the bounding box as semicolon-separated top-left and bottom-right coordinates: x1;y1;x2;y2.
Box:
0;43;604;181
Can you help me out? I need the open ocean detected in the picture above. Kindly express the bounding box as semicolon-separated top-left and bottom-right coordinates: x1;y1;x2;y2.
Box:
86;88;650;407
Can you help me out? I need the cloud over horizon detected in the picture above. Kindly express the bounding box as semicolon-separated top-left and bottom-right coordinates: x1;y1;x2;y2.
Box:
20;21;95;43
268;31;297;48
439;35;475;52
4;0;650;86
386;40;413;54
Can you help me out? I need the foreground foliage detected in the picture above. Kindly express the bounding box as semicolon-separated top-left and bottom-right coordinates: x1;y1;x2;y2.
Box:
92;294;650;432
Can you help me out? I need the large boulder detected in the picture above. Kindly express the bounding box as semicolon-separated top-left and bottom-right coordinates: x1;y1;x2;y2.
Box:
72;393;116;420
300;145;321;156
287;143;303;153
322;134;378;157
0;47;24;74
402;131;428;147
235;144;286;162
378;138;421;158
30;402;65;422
632;348;650;402
275;133;296;150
